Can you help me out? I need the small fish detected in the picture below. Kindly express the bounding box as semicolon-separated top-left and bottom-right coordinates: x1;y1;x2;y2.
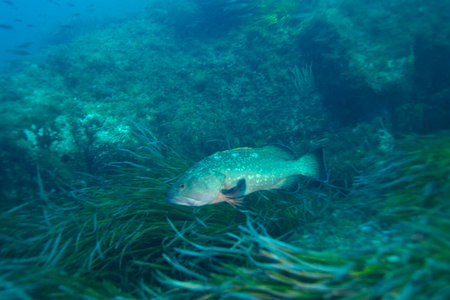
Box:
0;24;14;29
6;49;29;55
47;0;61;6
4;58;25;64
2;0;14;6
15;41;33;48
167;145;327;210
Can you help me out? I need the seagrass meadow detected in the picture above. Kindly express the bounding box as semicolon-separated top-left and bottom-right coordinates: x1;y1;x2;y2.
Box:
1;0;450;299
1;129;450;299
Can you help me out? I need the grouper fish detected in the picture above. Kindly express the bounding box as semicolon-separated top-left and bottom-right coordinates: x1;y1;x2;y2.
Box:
166;145;327;210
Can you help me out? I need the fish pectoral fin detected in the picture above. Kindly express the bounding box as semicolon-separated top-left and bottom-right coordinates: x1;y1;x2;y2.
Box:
226;197;249;212
222;179;249;211
222;178;246;199
278;176;300;193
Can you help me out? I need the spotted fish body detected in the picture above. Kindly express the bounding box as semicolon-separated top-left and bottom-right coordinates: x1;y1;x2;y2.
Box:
166;145;327;210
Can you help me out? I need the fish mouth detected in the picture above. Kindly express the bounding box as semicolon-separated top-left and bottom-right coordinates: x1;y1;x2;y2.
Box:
166;195;199;206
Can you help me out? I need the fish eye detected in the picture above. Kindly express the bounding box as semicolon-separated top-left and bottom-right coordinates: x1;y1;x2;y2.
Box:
179;183;186;189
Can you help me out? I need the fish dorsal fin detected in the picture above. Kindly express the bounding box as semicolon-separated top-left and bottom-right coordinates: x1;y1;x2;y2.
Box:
261;144;296;160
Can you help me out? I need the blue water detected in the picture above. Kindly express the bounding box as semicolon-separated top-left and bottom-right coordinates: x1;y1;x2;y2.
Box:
0;0;147;66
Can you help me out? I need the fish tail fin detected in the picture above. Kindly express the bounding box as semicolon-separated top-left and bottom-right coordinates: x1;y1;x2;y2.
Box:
297;147;327;181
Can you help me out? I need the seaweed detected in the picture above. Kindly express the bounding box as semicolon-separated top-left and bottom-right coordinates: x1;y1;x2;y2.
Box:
158;131;450;299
